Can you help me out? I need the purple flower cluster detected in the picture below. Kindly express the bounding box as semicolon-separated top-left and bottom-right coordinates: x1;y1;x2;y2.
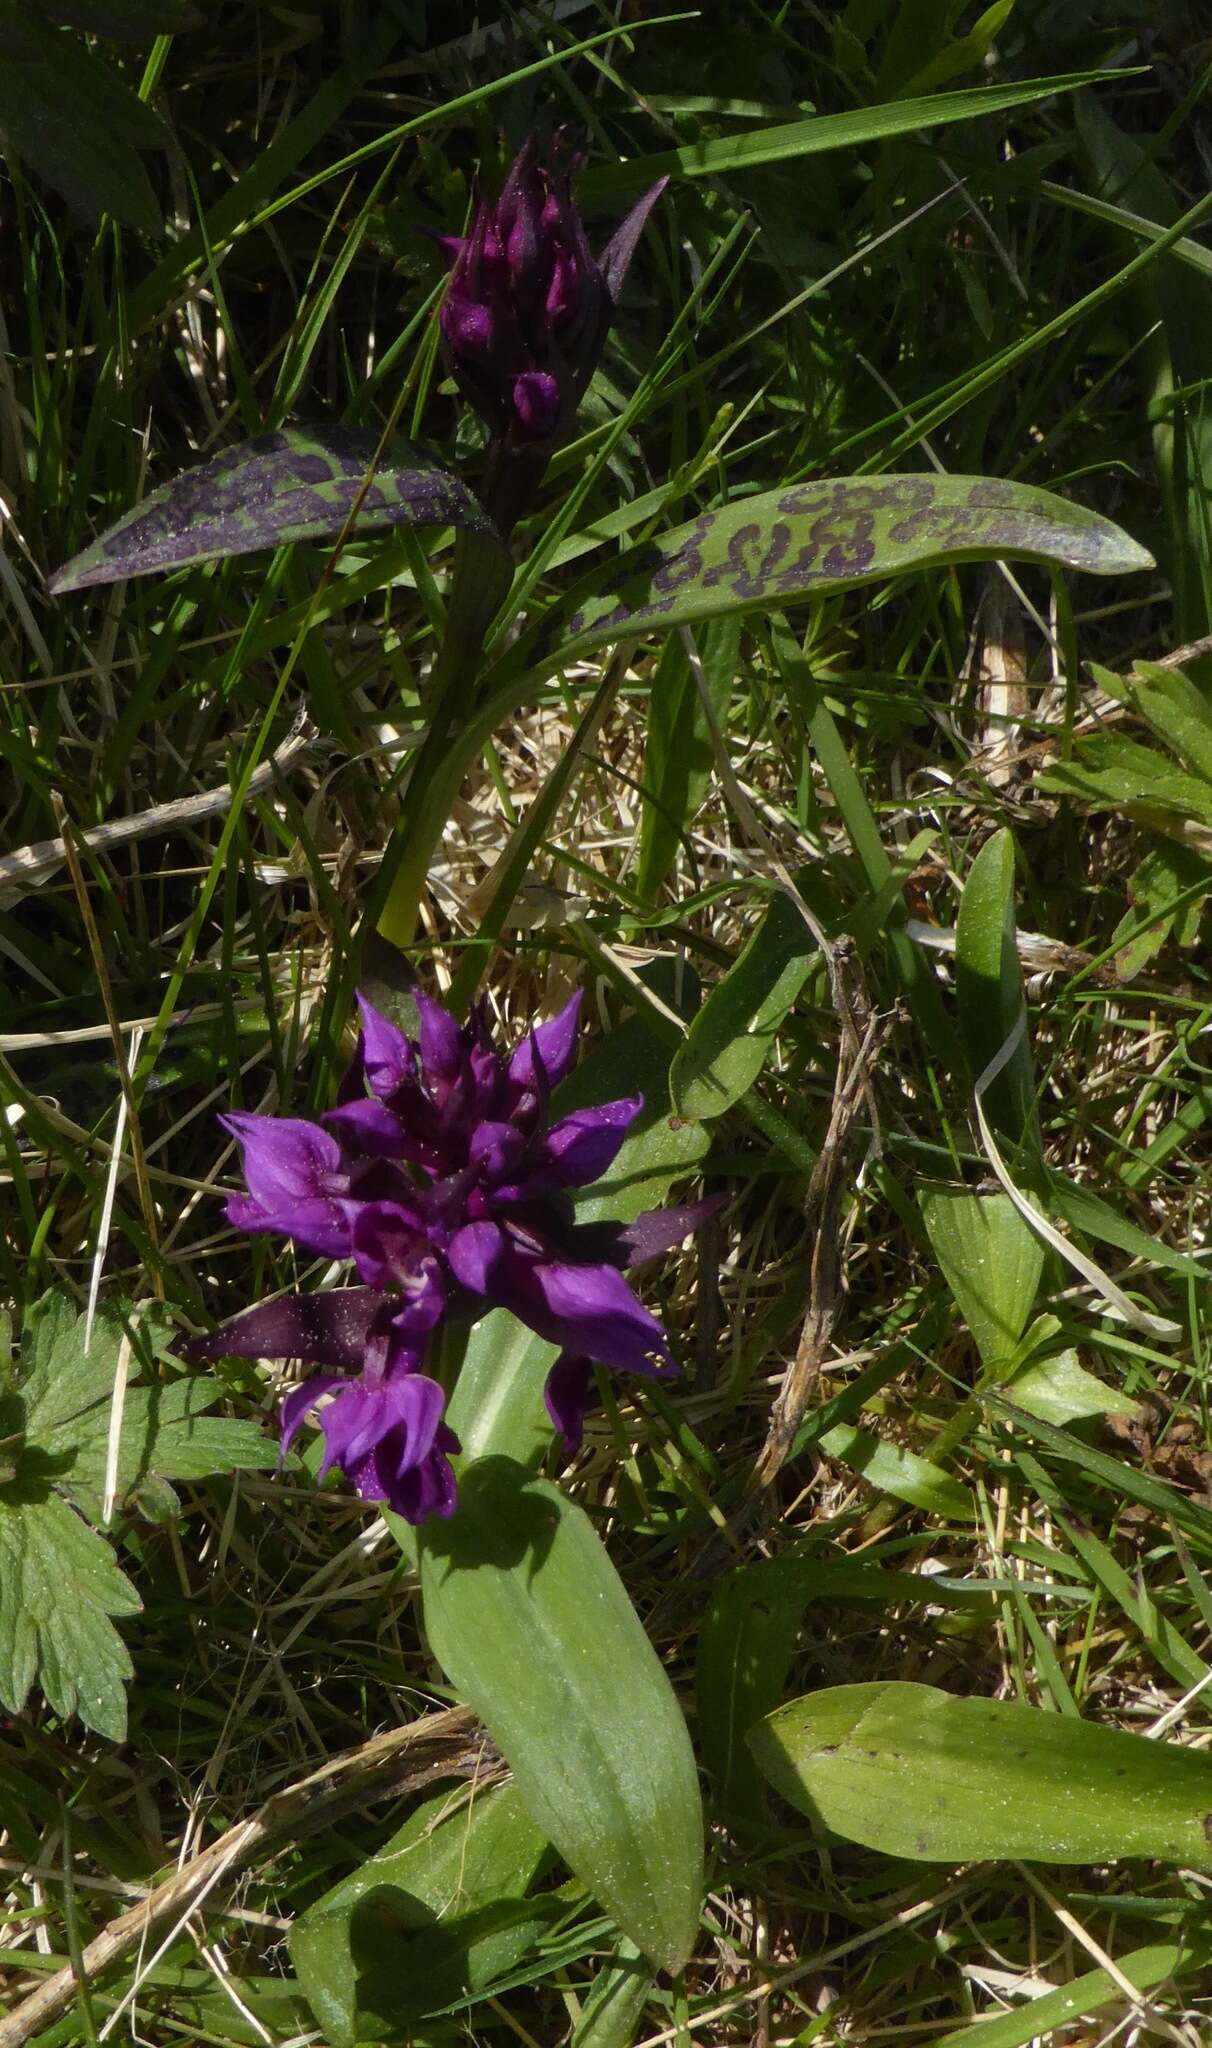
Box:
186;988;710;1524
434;135;666;455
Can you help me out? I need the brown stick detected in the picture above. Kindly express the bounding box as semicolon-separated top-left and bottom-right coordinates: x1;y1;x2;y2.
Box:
0;1705;476;2048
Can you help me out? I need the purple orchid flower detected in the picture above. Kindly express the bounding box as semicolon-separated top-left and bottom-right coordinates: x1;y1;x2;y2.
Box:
431;134;666;521
185;986;714;1523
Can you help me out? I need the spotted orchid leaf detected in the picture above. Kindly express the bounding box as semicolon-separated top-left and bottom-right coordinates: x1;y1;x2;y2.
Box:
524;476;1153;674
49;427;498;594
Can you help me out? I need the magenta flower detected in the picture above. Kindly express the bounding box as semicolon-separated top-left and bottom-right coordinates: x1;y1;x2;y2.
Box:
185;987;713;1522
433;135;667;462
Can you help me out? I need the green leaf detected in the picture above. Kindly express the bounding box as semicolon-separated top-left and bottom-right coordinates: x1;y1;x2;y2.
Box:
819;1424;975;1519
570;1937;654;2048
417;1457;703;1974
291;1782;552;2043
48;429;498;594
578;71;1130;193
929;1938;1212;2048
530;477;1151;675
1038;734;1212;821
18;1290;273;1521
0;1490;139;1739
1008;1348;1139;1426
955;827;1041;1167
636;618;739;902
920;1189;1044;1373
0;11;167;232
671;893;815;1121
749;1680;1212;1866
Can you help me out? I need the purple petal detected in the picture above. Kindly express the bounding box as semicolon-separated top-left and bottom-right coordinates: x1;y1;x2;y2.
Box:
544;1354;594;1456
448;1222;672;1377
181;1289;384;1369
223;1192;357;1261
349;1200;429;1291
512;371;561;440
315;1374;460;1524
469;1119;528;1182
598;178;669;303
356;994;414;1101
416;992;464;1089
279;1373;345;1457
620;1195;725;1267
219;1112;344;1209
390;1422;461;1522
541;1096;642;1187
506;990;583;1105
322;1097;413;1159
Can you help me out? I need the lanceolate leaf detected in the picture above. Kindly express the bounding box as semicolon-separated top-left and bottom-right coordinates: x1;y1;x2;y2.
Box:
525;477;1151;674
417;1457;703;1974
671;890;815;1121
0;10;168;232
920;1188;1044;1373
49;428;498;594
749;1680;1212;1867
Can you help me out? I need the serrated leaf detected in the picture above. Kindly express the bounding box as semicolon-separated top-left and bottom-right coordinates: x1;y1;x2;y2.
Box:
920;1188;1044;1373
417;1457;703;1974
17;1291;273;1519
0;1489;139;1739
532;477;1151;673
292;1782;551;2043
671;892;815;1121
748;1680;1212;1867
49;428;498;594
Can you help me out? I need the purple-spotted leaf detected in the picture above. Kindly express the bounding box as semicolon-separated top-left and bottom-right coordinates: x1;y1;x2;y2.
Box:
531;476;1152;671
49;427;497;594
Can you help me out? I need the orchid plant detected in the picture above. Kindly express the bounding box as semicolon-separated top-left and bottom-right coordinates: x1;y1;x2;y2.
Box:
47;124;1156;1992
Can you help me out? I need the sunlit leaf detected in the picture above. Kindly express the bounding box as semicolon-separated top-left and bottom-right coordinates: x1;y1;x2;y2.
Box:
750;1680;1212;1866
417;1457;703;1974
49;428;497;593
528;477;1152;674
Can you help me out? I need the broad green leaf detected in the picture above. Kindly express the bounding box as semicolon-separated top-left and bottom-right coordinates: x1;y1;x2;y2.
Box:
930;1939;1212;2048
955;827;1041;1167
532;478;1150;675
636;617;740;902
1115;661;1212;783
417;1457;703;1974
920;1188;1043;1372
49;429;497;594
749;1680;1212;1866
1038;734;1212;821
1008;1348;1139;1426
579;71;1126;193
291;1782;552;2043
671;892;815;1120
0;12;166;232
819;1424;975;1519
0;1490;139;1739
570;1938;653;2048
18;1290;273;1521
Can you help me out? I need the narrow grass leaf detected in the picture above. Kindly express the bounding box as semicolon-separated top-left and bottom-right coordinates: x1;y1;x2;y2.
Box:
929;1939;1212;2048
749;1680;1212;1865
418;1457;703;1974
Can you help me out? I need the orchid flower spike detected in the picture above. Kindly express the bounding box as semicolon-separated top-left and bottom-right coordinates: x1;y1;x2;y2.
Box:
186;984;716;1525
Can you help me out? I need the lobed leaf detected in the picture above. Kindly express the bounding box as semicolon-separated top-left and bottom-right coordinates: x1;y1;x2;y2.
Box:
48;428;498;594
527;476;1152;675
417;1457;703;1975
0;1491;139;1740
749;1680;1212;1866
